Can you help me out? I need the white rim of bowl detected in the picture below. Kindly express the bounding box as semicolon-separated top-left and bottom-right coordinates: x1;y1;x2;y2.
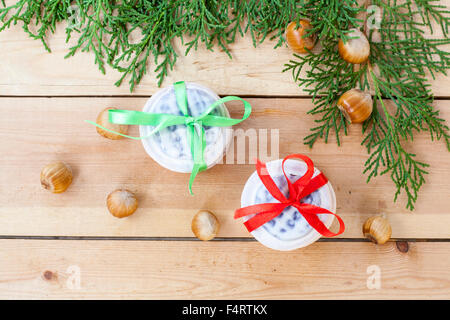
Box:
139;82;233;173
240;158;336;251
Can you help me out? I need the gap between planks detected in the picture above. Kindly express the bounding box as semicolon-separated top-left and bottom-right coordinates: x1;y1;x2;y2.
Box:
0;236;448;242
2;95;450;100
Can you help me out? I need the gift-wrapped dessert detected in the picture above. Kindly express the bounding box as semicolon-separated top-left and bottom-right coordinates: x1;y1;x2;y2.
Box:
88;81;251;193
235;154;344;251
140;82;233;173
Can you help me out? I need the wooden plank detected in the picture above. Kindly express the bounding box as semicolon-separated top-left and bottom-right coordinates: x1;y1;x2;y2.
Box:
0;1;449;96
0;240;448;299
0;97;449;238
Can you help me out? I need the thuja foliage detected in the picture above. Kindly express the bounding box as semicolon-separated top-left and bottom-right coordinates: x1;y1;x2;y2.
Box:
0;0;305;91
284;0;450;210
1;0;449;209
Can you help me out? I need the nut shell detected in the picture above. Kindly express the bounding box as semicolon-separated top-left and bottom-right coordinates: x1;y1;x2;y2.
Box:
191;210;220;241
96;107;128;140
337;88;373;123
338;28;370;64
40;162;73;193
285;20;316;54
363;216;392;245
107;189;138;218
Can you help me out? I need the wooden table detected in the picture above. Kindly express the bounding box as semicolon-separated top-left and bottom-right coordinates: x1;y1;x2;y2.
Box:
0;6;449;299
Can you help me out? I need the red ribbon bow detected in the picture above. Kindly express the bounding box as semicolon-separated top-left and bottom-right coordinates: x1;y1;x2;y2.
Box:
234;154;345;237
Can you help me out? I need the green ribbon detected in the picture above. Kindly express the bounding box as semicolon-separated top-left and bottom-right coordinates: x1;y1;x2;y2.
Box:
86;81;251;194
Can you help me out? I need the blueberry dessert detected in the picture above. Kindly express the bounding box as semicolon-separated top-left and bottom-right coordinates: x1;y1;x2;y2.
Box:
252;166;330;241
140;83;231;173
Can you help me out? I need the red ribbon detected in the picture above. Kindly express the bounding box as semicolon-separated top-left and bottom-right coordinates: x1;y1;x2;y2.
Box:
234;154;345;237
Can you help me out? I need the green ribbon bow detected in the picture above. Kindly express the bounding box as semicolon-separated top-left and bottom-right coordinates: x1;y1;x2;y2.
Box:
86;81;251;194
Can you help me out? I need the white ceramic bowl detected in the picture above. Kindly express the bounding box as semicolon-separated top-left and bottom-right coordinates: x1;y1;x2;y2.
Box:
240;158;336;251
139;82;233;173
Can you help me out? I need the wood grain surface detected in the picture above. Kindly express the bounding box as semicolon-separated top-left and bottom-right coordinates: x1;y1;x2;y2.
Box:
0;240;448;299
0;97;449;238
0;0;449;300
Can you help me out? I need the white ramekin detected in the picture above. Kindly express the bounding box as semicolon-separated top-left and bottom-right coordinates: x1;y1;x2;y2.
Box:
240;158;336;251
139;82;233;173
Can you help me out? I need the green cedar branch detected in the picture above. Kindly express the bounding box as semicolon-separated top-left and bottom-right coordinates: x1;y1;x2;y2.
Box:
0;0;307;90
284;0;450;210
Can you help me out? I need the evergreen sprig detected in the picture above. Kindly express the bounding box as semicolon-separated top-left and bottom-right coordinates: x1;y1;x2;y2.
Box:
0;0;305;90
284;0;450;210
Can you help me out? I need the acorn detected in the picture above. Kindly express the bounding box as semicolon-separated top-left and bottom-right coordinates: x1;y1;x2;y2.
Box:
40;161;73;193
191;210;220;241
285;20;316;54
96;107;128;140
106;189;138;218
363;216;392;245
337;88;373;123
338;28;370;64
